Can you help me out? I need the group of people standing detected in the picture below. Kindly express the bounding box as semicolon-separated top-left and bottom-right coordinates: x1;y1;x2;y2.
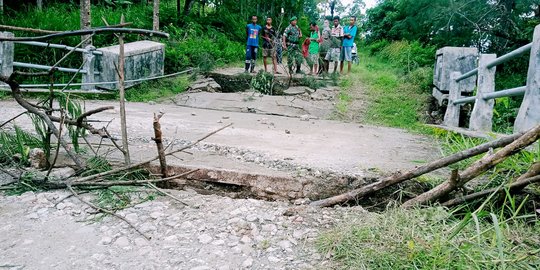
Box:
244;15;357;75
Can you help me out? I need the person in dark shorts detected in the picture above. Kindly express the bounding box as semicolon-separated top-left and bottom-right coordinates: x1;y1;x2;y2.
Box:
262;17;279;74
245;15;262;73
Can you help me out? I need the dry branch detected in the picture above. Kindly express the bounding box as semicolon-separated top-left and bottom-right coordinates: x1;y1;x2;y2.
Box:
72;124;232;183
66;184;150;240
0;111;27;128
70;169;199;187
309;132;525;207
0;75;116;168
442;175;540;207
402;124;540;208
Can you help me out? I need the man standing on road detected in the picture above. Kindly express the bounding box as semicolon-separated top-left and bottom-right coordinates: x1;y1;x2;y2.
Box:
325;16;343;74
245;15;262;73
283;16;303;74
340;16;358;74
262;17;279;74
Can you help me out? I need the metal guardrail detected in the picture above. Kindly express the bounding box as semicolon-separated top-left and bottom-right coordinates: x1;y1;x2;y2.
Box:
453;86;527;105
14;41;103;55
455;43;533;82
12;61;99;74
443;24;540;133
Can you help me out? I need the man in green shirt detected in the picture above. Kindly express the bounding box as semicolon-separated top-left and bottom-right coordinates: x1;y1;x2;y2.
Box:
308;22;320;75
282;16;303;74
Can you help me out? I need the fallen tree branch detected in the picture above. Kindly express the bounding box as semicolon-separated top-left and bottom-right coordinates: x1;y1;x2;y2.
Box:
402;124;540;208
72;124;231;183
69;169;199;187
66;184;150;240
0;27;169;42
76;106;114;126
442;162;540;206
442;175;540;207
309;132;525;207
516;162;540;181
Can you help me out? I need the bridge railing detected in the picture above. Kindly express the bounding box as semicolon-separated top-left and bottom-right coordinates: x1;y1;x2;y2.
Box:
442;24;540;133
0;32;100;90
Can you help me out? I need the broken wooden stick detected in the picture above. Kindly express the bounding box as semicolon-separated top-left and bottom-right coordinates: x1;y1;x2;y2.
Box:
309;131;525;207
402;124;540;208
152;113;168;178
72;124;232;183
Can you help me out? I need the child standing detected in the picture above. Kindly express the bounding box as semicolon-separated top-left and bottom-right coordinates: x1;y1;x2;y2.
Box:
308;22;321;75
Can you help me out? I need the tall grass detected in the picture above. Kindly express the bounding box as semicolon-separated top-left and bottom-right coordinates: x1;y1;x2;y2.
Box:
0;3;245;78
318;204;540;269
352;49;433;130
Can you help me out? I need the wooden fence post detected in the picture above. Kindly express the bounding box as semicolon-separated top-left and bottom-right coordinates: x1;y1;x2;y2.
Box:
0;32;13;78
444;72;463;127
470;54;497;131
515;25;540;133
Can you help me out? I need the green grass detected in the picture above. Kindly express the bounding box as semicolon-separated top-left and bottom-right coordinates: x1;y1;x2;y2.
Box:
124;75;189;102
346;50;432;130
318;204;540;270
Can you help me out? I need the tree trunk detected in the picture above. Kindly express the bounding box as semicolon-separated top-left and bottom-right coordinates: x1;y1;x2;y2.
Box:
177;0;181;17
402;124;540;208
80;0;92;46
153;0;160;31
183;0;195;16
310;132;525;208
1;0;4;14
37;0;43;10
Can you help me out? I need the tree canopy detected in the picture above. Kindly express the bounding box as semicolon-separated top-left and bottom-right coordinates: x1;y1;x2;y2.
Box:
364;0;540;54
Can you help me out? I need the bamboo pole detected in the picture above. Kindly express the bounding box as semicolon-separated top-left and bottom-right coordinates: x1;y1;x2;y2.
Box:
118;14;131;165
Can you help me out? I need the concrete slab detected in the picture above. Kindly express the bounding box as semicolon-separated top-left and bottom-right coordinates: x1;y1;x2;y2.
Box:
170;91;337;119
1;100;438;177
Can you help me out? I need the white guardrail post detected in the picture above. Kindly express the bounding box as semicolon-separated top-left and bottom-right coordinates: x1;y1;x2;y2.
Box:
444;72;463;127
0;32;14;78
82;45;96;90
469;54;497;131
515;25;540;133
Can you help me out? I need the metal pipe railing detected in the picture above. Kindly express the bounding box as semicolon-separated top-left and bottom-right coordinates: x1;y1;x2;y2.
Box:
455;43;532;82
14;41;103;55
483;86;526;100
455;68;478;82
453;96;476;105
13;61;93;74
487;43;532;68
453;86;527;105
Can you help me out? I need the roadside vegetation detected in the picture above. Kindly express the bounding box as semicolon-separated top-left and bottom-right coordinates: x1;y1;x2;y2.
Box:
319;1;540;265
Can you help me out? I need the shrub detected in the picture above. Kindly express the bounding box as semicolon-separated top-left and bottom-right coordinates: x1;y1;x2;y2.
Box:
379;40;435;71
